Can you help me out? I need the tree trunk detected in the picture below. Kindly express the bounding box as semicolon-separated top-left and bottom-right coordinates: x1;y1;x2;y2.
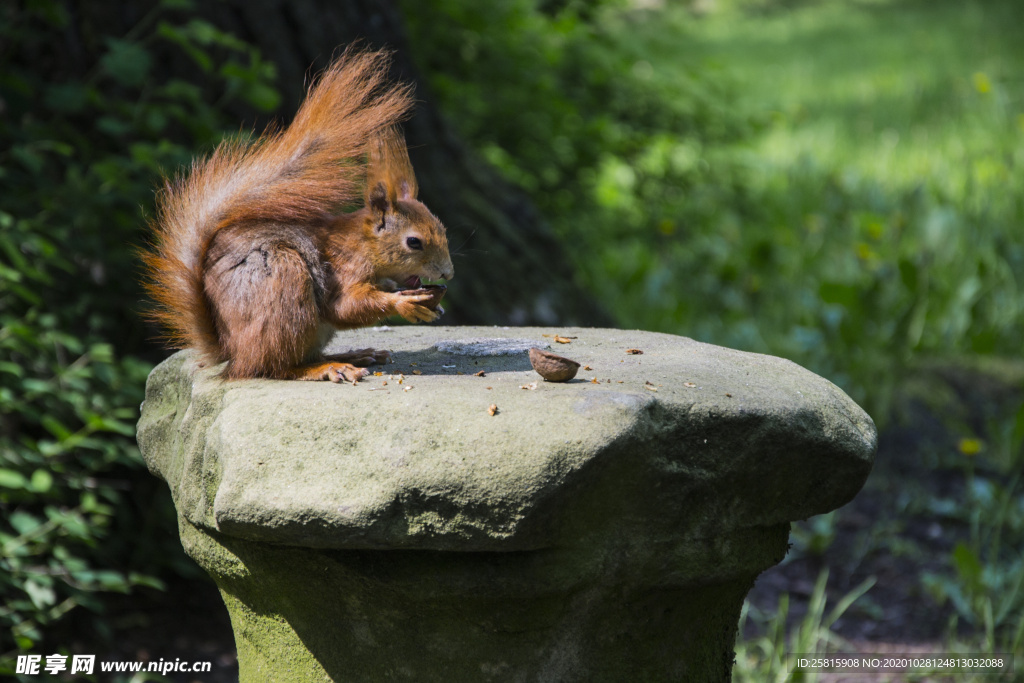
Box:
203;0;612;327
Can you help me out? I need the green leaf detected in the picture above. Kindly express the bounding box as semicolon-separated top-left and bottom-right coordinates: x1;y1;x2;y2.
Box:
970;330;996;354
44;83;89;114
819;282;859;309
0;361;24;377
184;19;247;50
97;417;135;437
952;542;983;593
23;580;56;610
898;258;918;292
96;116;133;138
40;415;73;441
1012;401;1024;452
9;511;41;535
100;39;152;87
129;572;167;591
0;469;29;489
89;344;114;364
240;82;281;112
81;492;99;512
94;570;131;592
157;22;213;72
30;470;53;494
0;262;24;282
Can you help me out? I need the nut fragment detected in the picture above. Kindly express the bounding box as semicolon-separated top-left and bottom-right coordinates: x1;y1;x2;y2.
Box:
626;348;643;355
529;348;581;382
488;404;498;416
474;370;486;377
400;284;447;311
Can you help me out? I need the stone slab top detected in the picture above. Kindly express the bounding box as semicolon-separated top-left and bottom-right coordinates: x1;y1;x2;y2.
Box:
138;326;876;553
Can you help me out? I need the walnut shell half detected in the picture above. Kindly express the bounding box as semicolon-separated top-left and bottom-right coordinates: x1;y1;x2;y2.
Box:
529;347;581;382
400;284;447;311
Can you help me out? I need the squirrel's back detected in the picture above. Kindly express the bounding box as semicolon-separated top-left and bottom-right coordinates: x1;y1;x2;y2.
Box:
141;48;413;361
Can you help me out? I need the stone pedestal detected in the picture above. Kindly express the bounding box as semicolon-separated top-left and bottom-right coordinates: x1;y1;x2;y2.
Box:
138;327;876;683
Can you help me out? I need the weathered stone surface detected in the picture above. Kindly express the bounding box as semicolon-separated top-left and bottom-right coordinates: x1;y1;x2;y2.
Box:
139;326;874;553
432;336;549;355
138;326;876;683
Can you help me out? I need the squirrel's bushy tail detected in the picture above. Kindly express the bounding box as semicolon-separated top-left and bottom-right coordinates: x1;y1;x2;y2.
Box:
141;47;413;359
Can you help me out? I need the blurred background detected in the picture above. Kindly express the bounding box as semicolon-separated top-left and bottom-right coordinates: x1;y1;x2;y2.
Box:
2;0;1022;680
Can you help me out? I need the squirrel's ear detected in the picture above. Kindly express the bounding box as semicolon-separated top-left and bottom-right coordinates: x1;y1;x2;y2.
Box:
397;180;415;201
368;182;389;215
365;127;418;210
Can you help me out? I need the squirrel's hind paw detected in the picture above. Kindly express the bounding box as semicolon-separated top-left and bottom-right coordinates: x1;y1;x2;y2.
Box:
289;362;369;385
328;363;370;385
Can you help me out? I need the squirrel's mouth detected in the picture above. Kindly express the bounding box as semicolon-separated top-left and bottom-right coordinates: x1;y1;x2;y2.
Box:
402;275;423;289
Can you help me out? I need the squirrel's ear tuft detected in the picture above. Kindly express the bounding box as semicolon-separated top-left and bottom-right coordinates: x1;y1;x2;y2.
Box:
398;180;415;201
368;182;389;215
364;127;418;210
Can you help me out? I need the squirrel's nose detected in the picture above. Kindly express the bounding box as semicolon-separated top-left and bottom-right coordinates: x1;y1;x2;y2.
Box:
442;270;454;281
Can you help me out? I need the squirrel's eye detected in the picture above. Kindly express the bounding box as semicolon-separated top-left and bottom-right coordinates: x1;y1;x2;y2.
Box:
406;237;423;250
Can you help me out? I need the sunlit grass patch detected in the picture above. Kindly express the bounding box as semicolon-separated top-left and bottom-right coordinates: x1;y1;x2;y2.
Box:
690;0;1024;199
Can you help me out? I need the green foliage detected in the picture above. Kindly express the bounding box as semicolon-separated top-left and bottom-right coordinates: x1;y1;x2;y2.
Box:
922;402;1024;653
789;511;837;558
733;569;875;683
402;0;1024;416
0;0;279;668
735;567;1018;682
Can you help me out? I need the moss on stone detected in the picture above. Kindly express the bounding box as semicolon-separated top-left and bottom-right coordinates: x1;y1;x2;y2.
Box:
140;327;875;682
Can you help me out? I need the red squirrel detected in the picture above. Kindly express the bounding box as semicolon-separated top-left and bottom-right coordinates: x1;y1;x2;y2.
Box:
142;49;453;384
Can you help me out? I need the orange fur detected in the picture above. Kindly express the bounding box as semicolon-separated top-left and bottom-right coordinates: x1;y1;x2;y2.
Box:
141;47;454;380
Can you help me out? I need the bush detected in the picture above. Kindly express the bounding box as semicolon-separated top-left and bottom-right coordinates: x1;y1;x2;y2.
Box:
0;0;279;669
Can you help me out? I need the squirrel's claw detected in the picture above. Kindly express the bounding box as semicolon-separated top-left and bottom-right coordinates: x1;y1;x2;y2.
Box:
406;306;441;323
393;293;441;323
326;363;369;385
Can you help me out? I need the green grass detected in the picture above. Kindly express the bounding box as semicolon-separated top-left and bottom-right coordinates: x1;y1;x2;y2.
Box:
692;0;1024;200
733;569;874;683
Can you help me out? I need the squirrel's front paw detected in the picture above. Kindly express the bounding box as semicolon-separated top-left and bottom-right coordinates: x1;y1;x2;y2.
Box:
394;292;442;323
326;363;370;385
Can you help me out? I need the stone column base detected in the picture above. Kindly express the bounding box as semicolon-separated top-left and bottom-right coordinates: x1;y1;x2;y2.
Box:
181;517;789;683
